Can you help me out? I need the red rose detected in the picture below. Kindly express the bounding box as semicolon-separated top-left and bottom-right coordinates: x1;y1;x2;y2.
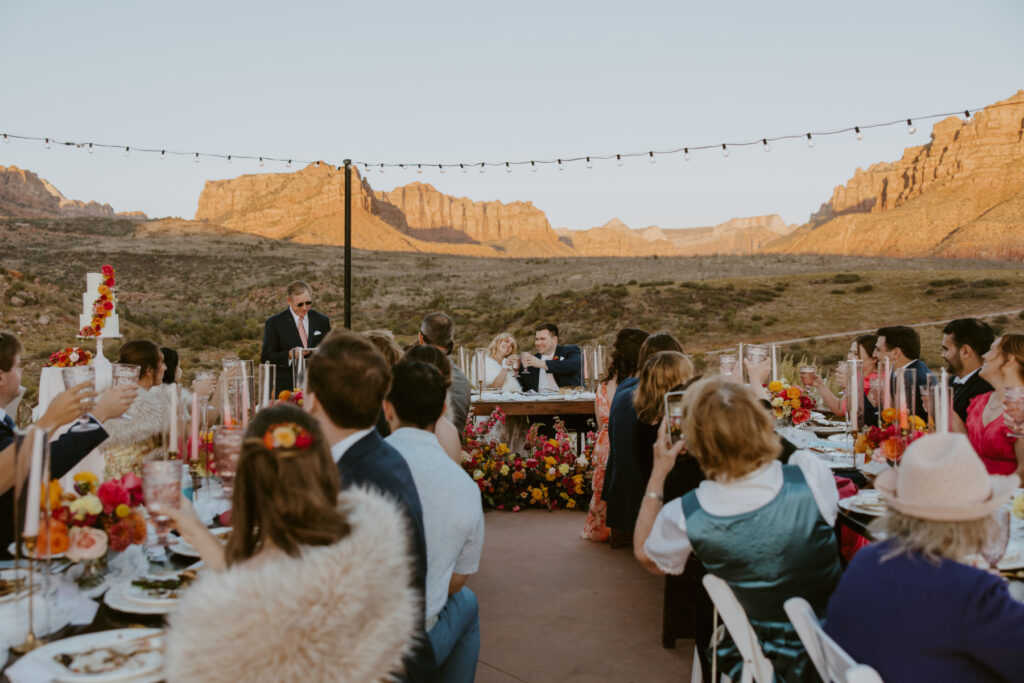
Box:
101;265;114;276
791;408;811;425
118;472;144;506
107;520;133;552
103;301;113;310
105;277;115;287
51;506;71;524
800;395;814;409
295;433;313;449
97;481;130;514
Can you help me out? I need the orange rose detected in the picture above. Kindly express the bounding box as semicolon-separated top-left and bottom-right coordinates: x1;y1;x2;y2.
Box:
786;387;802;399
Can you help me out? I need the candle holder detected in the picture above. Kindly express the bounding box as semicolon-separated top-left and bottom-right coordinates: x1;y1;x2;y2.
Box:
11;536;41;654
473;348;487;397
13;425;51;654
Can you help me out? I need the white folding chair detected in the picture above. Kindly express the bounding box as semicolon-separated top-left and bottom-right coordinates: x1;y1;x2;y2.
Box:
702;574;774;683
783;597;885;683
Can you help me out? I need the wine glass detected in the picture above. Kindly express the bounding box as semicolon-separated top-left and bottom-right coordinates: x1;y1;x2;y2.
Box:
745;344;769;366
111;363;140;386
981;507;1011;569
1004;387;1024;438
212;426;244;498
143;460;183;547
719;354;739;378
799;365;817;388
61;365;100;432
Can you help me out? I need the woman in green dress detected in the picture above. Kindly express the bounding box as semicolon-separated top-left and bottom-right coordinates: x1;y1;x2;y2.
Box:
633;375;841;682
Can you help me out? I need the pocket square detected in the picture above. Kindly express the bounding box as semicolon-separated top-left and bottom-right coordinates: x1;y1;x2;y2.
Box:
314;330;323;336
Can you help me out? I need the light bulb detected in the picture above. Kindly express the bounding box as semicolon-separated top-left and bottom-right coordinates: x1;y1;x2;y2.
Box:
963;110;972;123
461;164;467;174
439;165;446;174
316;161;321;167
616;154;623;167
364;164;371;175
721;144;729;158
194;153;200;163
417;165;423;174
531;161;537;172
855;126;863;141
649;151;657;164
684;148;690;161
906;119;916;135
226;155;232;164
586;157;593;169
45;137;51;149
479;163;485;174
762;139;770;153
378;164;384;173
124;146;131;157
286;160;292;168
505;162;511;174
399;164;405;171
2;134;7;144
557;159;564;171
258;157;265;167
806;133;815;148
91;143;96;155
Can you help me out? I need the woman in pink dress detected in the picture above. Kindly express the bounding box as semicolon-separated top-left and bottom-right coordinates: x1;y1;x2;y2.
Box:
581;328;649;542
958;334;1024;476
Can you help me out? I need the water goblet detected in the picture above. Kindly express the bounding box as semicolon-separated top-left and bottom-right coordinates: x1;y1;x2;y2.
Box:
745;344;769;366
1004;387;1024;438
981;507;1011;569
719;354;739;377
143;460;183;547
111;363;140;386
799;365;817;388
61;365;100;432
212;426;244;498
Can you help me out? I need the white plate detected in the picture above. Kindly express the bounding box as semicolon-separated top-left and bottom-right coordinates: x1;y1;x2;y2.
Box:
104;583;178;615
6;542;65;560
0;568;30;605
839;492;887;517
20;628;163;682
166;540;200;558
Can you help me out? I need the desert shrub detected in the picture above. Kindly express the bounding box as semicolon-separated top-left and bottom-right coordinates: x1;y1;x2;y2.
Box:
927;278;964;287
971;279;1010;288
832;273;861;284
854;284;874;293
945;289;993;300
830;289;845;295
994;315;1010;325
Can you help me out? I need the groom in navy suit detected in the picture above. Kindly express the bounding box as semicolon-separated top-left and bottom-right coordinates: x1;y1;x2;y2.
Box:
260;281;331;395
518;323;583;392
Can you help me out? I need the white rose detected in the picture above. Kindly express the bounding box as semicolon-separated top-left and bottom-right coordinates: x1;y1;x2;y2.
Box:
69;352;80;363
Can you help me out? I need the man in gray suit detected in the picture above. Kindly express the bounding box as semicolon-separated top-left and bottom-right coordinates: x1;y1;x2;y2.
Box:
418;312;470;440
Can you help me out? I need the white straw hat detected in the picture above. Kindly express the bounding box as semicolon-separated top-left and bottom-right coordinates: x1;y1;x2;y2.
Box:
875;433;1020;521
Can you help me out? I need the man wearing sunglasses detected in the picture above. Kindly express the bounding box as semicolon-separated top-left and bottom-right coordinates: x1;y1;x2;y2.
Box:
260;280;332;395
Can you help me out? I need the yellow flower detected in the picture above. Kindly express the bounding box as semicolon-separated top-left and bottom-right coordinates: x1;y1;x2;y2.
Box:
1013;493;1024;520
910;415;926;431
115;503;131;518
499;465;510;476
790;398;801;409
69;494;103;518
572;474;584;483
787;387;802;399
271;426;296;448
545;472;557;482
768;381;784;393
544;456;556;467
558;463;570;475
73;471;99;493
472;469;484;481
548;439;558;447
531;487;546;502
496;444;510;456
567;499;577;509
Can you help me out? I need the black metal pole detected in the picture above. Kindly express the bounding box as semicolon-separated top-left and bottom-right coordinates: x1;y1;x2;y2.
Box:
343;159;352;329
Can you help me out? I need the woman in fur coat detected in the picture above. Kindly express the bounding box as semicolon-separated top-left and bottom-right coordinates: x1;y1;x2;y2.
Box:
162;403;419;682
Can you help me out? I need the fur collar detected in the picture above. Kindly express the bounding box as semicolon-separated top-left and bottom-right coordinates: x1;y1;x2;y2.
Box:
165;487;418;682
101;384;170;446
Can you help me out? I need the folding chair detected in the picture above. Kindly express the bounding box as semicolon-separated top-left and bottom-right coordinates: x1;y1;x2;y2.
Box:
784;597;884;683
701;574;774;683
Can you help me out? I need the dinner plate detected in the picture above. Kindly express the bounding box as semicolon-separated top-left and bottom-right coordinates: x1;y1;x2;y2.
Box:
839;492;887;517
19;628;163;682
104;583;178;615
0;568;30;605
998;546;1024;571
6;542;65;560
167;539;200;558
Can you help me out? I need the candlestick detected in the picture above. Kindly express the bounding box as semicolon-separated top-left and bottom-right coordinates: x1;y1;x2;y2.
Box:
770;344;778;382
190;391;200;463
240;361;250;429
169;384;179;453
23;427;44;538
880;357;892;412
261;362;271;407
737;342;744;383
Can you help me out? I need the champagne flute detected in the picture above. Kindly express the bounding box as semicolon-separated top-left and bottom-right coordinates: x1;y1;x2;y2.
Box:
212;426;244;499
143;460;182;547
61;365;100;432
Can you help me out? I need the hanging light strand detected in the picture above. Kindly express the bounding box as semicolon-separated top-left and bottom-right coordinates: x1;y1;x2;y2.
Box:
0;101;1012;173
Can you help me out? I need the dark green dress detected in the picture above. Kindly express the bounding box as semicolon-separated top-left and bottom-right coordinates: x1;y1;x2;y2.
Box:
682;465;841;682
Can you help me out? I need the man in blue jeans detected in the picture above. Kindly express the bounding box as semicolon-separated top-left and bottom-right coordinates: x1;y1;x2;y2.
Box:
384;359;484;682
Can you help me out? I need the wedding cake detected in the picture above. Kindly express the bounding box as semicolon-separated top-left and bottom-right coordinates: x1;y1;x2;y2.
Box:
79;271;120;338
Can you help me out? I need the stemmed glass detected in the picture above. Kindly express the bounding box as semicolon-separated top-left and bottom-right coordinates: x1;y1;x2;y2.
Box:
981;507;1011;569
745;344;769;366
111;363;140;387
1004;387;1024;438
61;365;100;432
212;426;244;498
719;354;739;378
143;460;183;547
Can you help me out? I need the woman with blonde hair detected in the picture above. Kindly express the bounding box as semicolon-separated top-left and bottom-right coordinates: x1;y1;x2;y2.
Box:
635;376;840;682
483;333;522;392
825;433;1024;680
955;333;1024;476
163;403;417;682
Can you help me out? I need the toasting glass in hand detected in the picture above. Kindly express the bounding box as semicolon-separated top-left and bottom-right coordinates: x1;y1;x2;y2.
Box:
1004;387;1024;438
61;365;100;432
143;460;183;547
981;507;1011;569
212;426;244;498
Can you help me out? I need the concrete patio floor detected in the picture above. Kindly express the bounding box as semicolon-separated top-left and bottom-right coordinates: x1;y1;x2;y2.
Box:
470;509;693;682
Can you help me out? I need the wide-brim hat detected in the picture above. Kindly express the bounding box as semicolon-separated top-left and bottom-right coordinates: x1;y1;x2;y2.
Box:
875;433;1020;521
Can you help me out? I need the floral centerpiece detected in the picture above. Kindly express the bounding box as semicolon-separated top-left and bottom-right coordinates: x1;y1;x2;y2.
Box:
277;389;304;406
766;380;816;425
46;347;93;368
79;264;117;338
462;408;596;511
854;408;927;465
47;472;148;586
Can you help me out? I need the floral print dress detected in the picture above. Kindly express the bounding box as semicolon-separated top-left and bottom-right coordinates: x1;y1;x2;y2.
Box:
581;381;613;541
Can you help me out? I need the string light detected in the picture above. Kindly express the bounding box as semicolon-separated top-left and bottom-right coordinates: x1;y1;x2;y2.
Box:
226;155;232;164
0;100;1011;174
417;164;423;174
478;162;485;174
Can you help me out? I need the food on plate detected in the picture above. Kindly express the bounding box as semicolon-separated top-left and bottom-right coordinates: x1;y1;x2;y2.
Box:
0;575;27;598
131;570;197;599
55;634;163;674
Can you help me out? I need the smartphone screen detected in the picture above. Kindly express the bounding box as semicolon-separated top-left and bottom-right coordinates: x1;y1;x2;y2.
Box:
664;391;685;445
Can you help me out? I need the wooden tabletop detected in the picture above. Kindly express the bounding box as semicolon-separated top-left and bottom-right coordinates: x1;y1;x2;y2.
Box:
471;398;595;416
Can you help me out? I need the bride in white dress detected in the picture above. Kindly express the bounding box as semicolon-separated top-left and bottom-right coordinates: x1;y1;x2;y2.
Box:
484;333;522;393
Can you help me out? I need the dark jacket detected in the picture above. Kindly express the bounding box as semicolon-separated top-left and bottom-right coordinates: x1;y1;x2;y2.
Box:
953;370;994;424
1;416;108;558
518;344;583;392
826;540;1024;682
601;377;641;532
259;308;331;394
335;430;437;682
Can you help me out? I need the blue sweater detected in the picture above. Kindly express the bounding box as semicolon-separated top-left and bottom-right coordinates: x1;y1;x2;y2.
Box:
825;540;1024;682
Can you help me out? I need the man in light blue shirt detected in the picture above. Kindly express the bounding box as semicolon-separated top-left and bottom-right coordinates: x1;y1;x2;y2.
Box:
384;360;484;683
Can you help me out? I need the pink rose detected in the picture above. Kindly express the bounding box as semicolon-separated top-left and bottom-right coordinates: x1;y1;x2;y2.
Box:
119;473;144;506
97;481;130;514
66;527;108;561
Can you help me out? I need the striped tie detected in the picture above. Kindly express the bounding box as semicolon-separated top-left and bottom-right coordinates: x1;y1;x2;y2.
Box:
297;315;309;347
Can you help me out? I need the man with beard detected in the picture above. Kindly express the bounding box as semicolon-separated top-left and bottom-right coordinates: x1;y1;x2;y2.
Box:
941;318;995;423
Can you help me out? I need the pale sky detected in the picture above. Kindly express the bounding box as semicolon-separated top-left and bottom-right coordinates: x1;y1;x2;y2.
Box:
1;0;1021;230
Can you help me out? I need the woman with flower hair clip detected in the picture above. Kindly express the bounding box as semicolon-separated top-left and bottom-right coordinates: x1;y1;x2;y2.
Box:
161;403;418;682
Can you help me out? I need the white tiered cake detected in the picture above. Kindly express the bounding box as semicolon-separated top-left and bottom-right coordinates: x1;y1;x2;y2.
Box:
79;272;120;338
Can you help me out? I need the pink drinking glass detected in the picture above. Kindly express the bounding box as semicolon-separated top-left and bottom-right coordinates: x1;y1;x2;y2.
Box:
1004;387;1024;438
143;460;182;546
212;426;245;498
